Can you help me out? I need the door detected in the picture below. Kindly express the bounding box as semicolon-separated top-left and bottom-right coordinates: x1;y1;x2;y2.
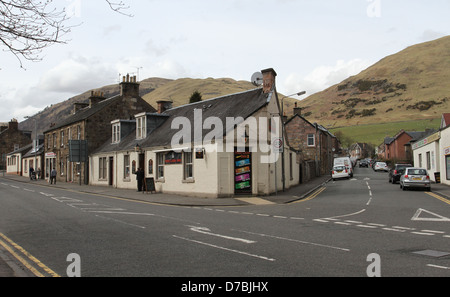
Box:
234;149;252;195
219;157;231;196
109;157;114;186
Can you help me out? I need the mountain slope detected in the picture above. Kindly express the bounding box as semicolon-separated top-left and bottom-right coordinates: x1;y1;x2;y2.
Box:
19;78;173;134
141;77;257;108
296;36;450;128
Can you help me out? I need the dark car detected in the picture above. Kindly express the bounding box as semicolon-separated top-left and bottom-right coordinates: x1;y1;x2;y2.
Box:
359;160;368;167
389;163;412;184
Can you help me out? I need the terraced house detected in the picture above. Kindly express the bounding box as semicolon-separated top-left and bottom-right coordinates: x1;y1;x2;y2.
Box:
43;75;155;183
90;68;302;197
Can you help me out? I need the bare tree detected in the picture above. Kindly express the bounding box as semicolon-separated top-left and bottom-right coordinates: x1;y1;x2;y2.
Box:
0;0;131;68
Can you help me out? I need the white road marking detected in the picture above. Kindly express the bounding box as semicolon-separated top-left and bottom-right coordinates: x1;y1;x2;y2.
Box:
236;229;350;252
427;264;450;270
173;235;275;262
188;226;256;244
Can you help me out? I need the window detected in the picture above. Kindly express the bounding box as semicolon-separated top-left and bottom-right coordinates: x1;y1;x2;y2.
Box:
112;124;120;143
183;151;193;180
426;151;431;170
77;125;81;140
157;153;165;179
446;156;450;181
53;133;56;148
67;128;71;145
60;156;65;176
307;134;315;147
123;155;130;180
60;130;65;147
148;159;153;175
418;154;422;168
99;157;107;180
136;116;146;140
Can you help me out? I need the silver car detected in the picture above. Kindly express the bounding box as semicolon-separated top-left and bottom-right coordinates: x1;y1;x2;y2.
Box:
400;168;431;191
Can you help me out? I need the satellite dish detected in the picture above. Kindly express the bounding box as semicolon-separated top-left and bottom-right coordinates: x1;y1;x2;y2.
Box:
251;72;263;87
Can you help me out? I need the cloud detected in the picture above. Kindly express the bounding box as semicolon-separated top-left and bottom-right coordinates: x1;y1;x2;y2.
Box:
419;30;446;42
39;55;116;94
144;39;169;57
283;59;373;96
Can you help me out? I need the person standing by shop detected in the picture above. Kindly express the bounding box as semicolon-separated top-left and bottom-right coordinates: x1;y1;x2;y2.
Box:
134;168;144;191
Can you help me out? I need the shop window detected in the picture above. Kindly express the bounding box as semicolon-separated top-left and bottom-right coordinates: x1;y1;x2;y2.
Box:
157;153;164;179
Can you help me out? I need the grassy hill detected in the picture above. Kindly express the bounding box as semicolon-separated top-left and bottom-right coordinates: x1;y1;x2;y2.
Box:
19;77;173;135
296;36;450;128
141;77;257;108
329;118;441;147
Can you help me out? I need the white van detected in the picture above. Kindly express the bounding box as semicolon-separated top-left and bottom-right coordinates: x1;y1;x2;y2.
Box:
333;157;353;177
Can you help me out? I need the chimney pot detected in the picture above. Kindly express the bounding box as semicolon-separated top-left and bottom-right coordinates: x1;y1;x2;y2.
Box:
120;73;140;97
261;68;277;94
157;100;173;114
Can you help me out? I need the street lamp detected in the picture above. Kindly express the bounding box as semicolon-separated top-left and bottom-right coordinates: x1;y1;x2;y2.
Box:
280;91;306;192
281;91;306;121
24;116;37;179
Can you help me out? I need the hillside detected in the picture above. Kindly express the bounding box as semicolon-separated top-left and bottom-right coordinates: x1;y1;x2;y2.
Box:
141;77;257;108
19;76;299;135
296;36;450;128
19;78;173;134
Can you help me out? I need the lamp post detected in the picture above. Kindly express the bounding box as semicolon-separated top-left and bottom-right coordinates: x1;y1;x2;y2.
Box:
280;91;306;192
24;116;37;179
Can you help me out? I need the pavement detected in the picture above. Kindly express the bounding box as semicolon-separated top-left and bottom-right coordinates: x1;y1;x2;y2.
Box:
0;173;331;277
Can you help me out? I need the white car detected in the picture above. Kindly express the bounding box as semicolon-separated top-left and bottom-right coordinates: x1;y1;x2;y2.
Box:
374;162;388;172
332;165;350;181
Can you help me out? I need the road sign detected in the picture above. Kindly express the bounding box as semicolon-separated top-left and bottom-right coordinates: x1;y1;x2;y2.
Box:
69;140;88;162
273;137;283;153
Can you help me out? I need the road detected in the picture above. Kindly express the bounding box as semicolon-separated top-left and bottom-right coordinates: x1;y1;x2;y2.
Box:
1;166;450;279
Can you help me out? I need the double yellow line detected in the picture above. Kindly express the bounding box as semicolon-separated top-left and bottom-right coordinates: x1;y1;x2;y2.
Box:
426;192;450;205
291;186;327;204
0;233;60;277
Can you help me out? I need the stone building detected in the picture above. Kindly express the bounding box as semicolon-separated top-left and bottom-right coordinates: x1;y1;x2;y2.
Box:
0;119;32;171
284;105;340;182
43;75;156;183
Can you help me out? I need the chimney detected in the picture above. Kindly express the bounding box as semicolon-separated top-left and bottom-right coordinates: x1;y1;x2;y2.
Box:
8;119;18;131
89;90;106;107
261;68;277;94
293;102;302;116
120;74;140;98
156;100;173;114
73;102;89;114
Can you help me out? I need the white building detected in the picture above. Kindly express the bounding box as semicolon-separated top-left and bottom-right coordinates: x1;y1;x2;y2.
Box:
412;131;440;182
412;113;450;185
439;125;450;186
89;68;300;198
6;144;32;176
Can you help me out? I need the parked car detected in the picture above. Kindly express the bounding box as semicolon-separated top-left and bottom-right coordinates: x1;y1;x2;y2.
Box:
359;159;369;167
373;162;388;172
332;165;350;181
389;164;412;184
400;168;431;191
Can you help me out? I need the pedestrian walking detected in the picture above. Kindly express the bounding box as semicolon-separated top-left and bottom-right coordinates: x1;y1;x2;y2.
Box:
29;167;35;180
50;168;57;184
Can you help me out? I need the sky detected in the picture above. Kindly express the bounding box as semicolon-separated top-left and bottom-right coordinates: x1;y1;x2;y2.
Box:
0;0;449;122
